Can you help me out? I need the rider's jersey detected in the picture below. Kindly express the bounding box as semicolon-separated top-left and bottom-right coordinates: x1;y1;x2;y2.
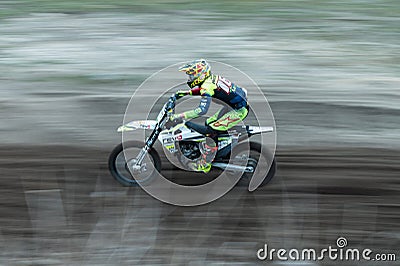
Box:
198;74;248;109
182;74;248;120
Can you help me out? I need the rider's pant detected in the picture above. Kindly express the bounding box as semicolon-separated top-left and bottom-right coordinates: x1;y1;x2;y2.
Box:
206;106;249;131
189;106;248;173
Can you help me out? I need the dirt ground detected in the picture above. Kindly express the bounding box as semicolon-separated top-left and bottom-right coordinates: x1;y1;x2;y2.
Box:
0;145;398;265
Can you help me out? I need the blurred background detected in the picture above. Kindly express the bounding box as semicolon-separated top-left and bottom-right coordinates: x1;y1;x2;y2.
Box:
0;0;399;265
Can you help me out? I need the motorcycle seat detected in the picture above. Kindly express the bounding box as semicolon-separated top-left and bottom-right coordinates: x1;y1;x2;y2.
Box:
185;121;228;137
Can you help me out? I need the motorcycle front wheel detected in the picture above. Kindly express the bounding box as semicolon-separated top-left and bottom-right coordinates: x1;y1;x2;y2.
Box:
108;141;161;186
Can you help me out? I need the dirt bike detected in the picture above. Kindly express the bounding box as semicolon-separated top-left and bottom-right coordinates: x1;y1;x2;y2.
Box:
108;95;276;189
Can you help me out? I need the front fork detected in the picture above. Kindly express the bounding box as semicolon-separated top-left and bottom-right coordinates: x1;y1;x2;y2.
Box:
127;145;149;175
130;121;164;173
134;146;149;166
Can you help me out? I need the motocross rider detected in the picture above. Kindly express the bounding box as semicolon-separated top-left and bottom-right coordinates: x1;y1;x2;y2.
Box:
170;59;248;173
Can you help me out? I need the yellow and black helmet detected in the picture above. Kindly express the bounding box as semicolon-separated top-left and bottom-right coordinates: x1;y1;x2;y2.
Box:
179;59;211;88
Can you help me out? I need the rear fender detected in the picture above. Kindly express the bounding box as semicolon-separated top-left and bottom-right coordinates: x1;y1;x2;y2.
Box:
247;126;274;135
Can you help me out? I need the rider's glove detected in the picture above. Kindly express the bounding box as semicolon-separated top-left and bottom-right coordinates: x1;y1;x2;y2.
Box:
175;90;190;100
165;113;184;129
170;113;184;124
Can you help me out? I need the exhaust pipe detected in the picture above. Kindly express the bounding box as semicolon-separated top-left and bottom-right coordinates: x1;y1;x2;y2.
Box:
212;162;254;173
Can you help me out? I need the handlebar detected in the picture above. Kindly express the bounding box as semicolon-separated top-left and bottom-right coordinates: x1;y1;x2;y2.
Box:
165;95;176;112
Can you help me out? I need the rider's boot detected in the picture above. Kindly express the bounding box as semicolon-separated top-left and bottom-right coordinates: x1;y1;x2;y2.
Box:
193;158;212;173
193;138;218;173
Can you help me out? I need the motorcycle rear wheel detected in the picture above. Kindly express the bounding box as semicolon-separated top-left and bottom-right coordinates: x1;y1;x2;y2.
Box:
230;142;276;188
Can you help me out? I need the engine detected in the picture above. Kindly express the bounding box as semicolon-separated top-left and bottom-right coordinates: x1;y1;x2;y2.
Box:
179;141;201;160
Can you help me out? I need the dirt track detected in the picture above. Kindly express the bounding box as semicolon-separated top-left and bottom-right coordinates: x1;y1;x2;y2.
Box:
1;145;398;265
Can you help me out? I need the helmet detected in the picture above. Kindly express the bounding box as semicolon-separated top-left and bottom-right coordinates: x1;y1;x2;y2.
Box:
179;59;211;88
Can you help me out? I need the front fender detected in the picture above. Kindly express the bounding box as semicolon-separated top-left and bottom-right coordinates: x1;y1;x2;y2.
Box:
117;120;157;132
